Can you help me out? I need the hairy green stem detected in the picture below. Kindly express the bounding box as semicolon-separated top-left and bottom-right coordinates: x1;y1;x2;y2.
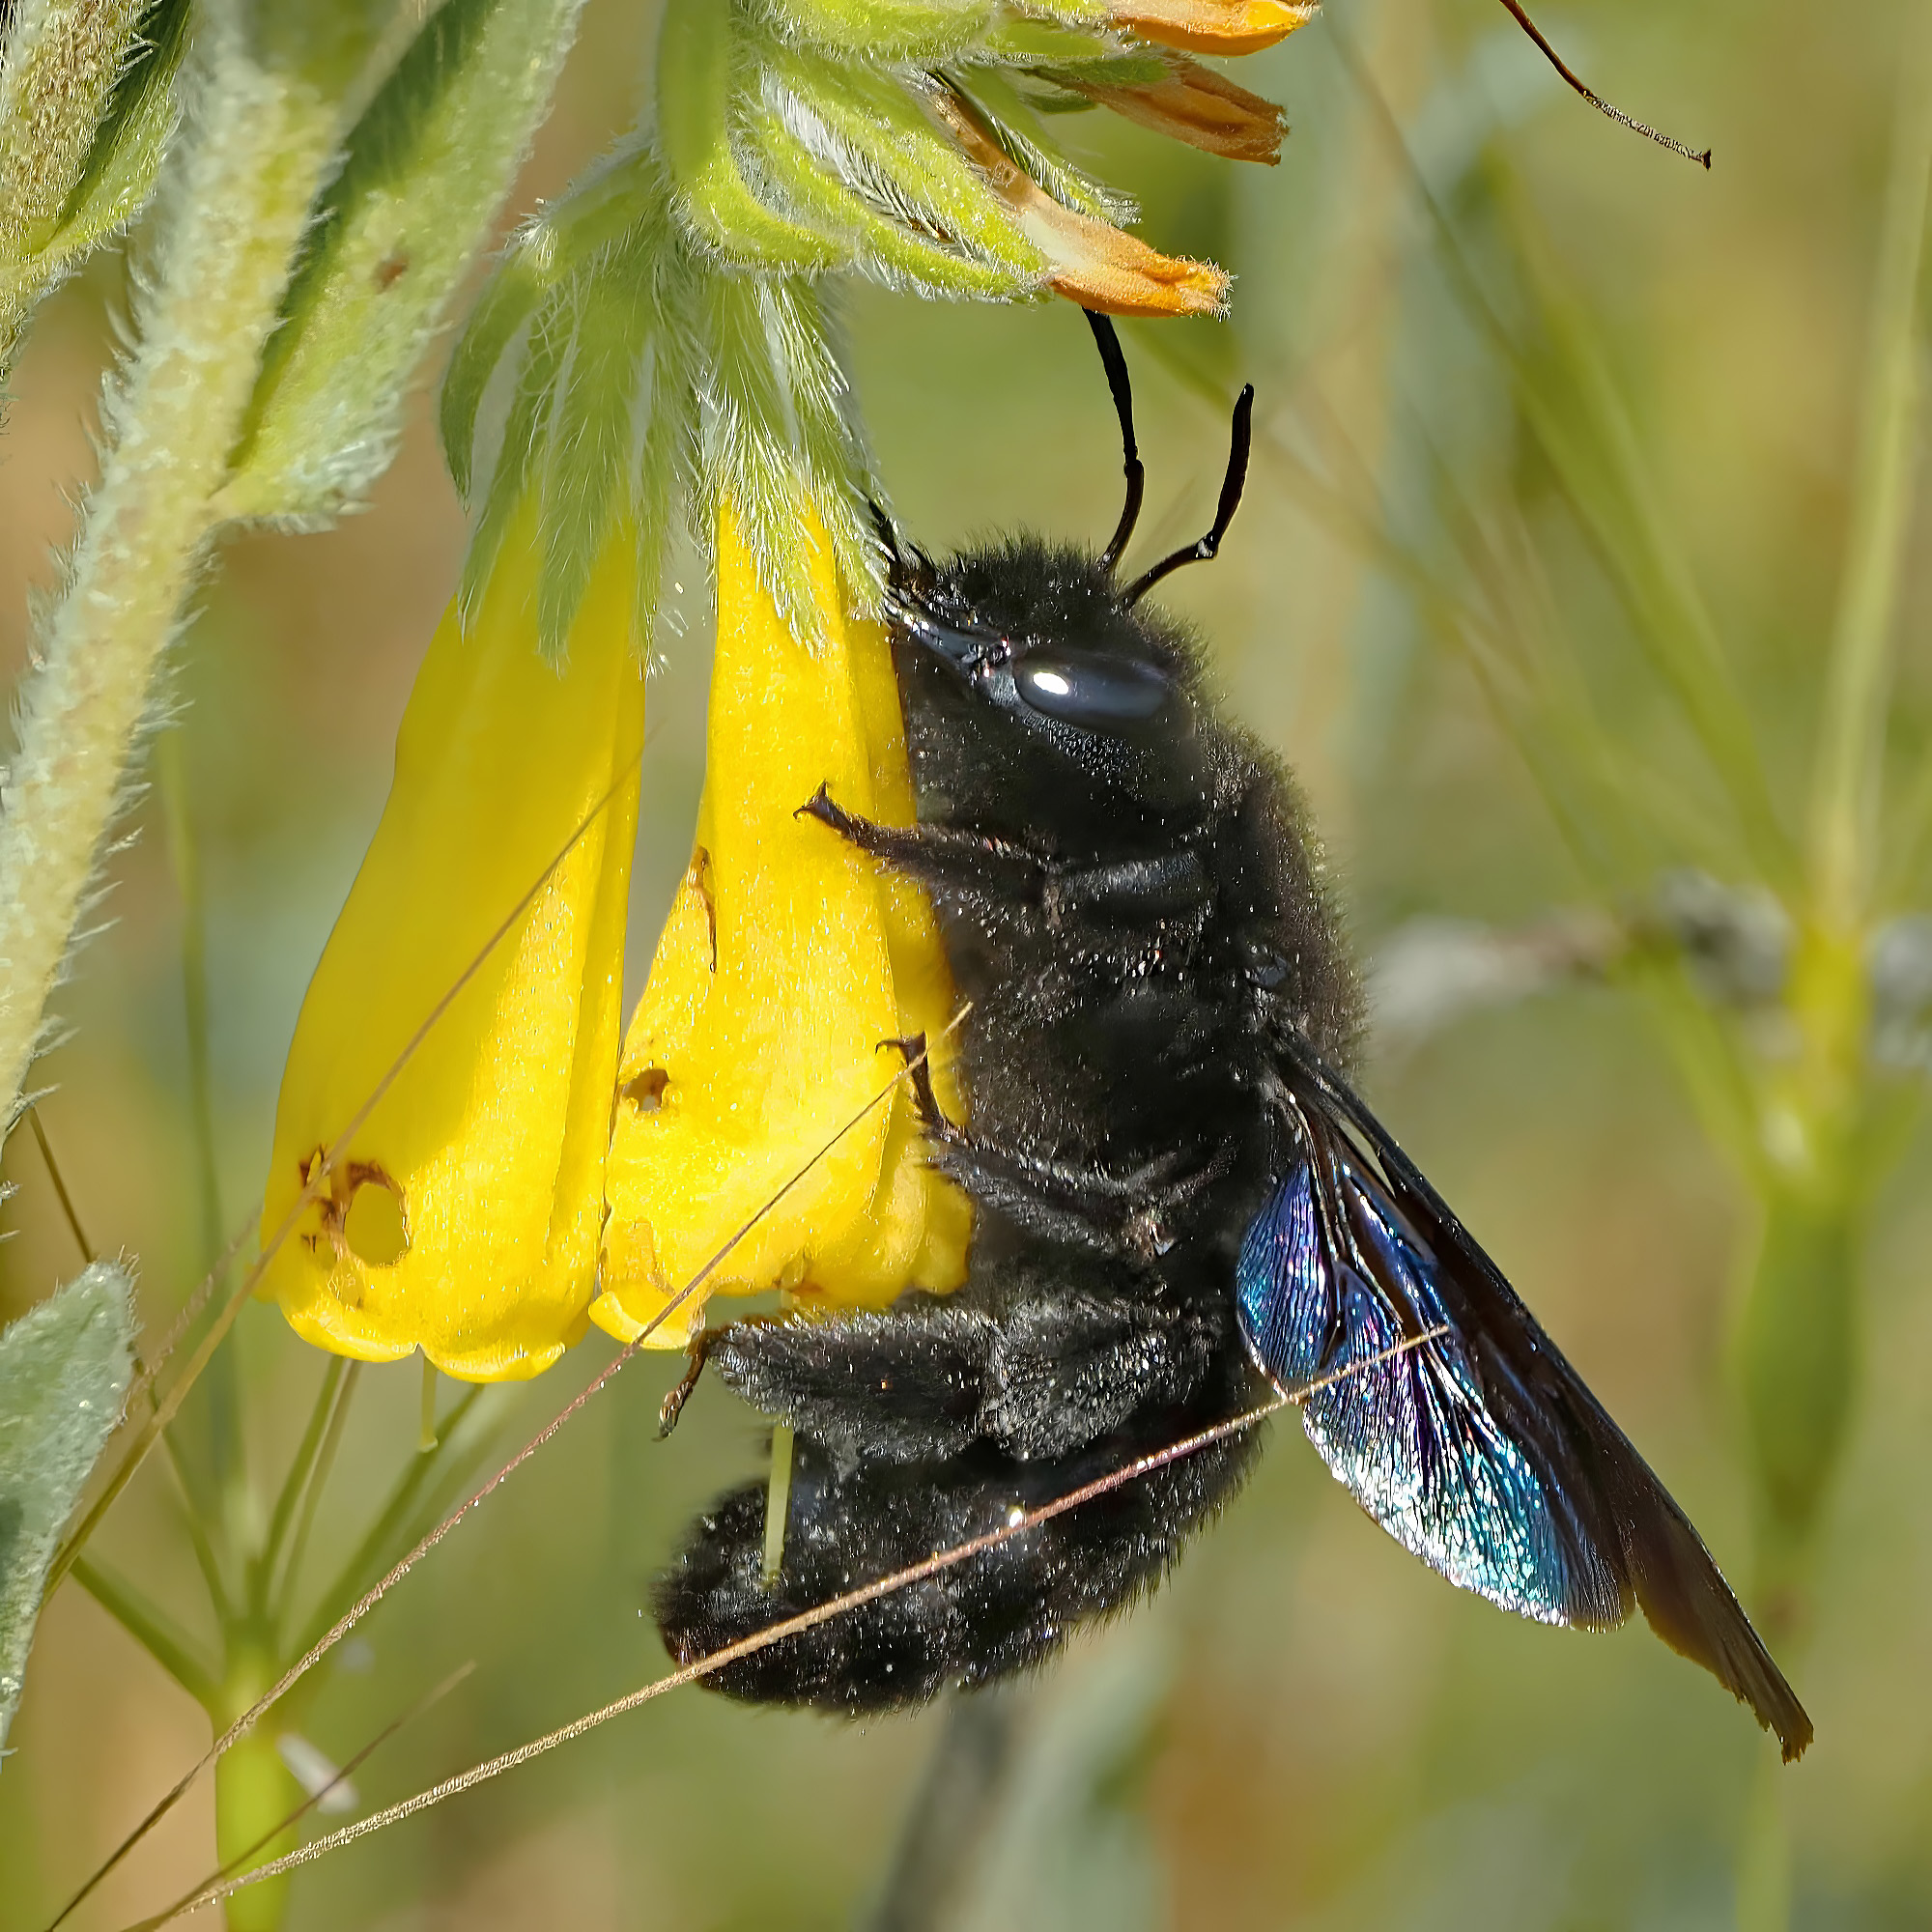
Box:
0;10;341;1142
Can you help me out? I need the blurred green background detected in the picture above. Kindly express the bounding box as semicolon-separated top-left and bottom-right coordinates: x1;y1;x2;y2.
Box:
3;0;1931;1924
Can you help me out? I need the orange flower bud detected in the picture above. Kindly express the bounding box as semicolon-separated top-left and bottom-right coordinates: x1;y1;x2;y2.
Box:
935;88;1228;318
1111;0;1318;57
1075;55;1287;166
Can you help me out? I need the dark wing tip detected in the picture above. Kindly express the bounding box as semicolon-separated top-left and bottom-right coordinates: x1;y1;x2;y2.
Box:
1619;1480;1812;1760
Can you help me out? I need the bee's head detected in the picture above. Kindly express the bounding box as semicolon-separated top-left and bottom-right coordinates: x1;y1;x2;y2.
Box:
879;315;1253;826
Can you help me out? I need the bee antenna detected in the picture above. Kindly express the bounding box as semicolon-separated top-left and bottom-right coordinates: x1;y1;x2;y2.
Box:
1084;310;1145;574
1122;384;1254;607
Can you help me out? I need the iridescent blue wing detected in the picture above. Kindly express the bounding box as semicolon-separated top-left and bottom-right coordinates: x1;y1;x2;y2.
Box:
1237;1156;1626;1628
1239;1031;1812;1761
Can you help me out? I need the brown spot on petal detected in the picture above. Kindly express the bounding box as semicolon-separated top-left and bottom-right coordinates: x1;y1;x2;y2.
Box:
693;845;718;971
303;1151;411;1267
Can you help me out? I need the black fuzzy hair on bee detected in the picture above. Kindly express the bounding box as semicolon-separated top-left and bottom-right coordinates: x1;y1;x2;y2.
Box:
653;314;1810;1762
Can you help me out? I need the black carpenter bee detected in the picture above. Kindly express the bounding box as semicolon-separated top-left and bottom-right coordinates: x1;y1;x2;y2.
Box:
653;315;1811;1761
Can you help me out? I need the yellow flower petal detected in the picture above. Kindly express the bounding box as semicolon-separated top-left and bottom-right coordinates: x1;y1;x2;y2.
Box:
593;501;969;1350
1111;0;1319;57
259;505;644;1382
936;88;1229;319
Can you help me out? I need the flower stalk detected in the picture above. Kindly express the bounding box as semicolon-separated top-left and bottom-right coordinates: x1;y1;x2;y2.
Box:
0;7;346;1145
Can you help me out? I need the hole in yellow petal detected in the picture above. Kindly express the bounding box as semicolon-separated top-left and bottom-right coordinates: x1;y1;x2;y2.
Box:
622;1067;670;1113
341;1163;409;1267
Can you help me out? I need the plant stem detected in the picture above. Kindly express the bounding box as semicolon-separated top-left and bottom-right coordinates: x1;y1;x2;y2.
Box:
761;1423;794;1583
213;1647;300;1932
71;1551;220;1707
1807;14;1932;936
866;1690;1024;1932
0;4;342;1143
156;728;225;1264
273;1362;359;1630
295;1385;486;1654
252;1356;345;1618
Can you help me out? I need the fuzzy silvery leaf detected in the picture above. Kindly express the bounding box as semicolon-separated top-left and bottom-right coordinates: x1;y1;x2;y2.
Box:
0;1263;135;1755
217;0;589;525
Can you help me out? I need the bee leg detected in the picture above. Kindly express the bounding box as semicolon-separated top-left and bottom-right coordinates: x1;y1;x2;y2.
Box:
877;1032;952;1135
707;1303;996;1465
797;784;1046;896
656;1318;779;1438
1040;849;1211;927
928;1136;1215;1259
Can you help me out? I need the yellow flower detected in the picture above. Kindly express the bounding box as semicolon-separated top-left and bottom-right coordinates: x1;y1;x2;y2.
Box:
592;502;971;1350
936;88;1230;318
259;505;644;1382
1110;0;1319;57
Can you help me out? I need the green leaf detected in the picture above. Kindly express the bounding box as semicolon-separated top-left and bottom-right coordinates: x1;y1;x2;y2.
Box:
0;1262;135;1753
218;0;590;525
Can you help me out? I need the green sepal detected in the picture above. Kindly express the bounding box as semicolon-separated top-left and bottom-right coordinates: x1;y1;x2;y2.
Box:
949;67;1137;222
0;0;185;374
1029;52;1170;88
440;143;668;498
632;287;701;656
219;0;589;525
745;96;1037;300
42;0;189;260
756;0;997;63
460;294;568;626
692;268;879;643
977;16;1135;68
659;0;843;269
0;1263;136;1752
774;52;1050;277
536;241;662;658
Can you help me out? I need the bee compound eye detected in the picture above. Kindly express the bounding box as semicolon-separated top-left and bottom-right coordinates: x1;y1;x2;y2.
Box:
1013;651;1172;727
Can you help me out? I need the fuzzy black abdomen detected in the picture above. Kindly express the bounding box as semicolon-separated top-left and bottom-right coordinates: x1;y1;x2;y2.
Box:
654;1397;1264;1714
